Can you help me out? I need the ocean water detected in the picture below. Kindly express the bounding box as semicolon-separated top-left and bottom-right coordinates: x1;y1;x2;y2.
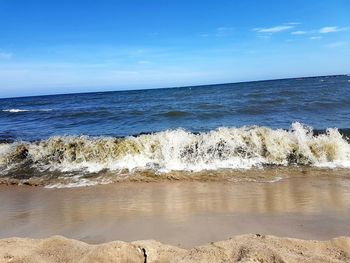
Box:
1;74;350;186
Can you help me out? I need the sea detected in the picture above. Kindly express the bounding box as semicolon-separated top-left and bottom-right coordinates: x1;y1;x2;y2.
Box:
1;74;350;187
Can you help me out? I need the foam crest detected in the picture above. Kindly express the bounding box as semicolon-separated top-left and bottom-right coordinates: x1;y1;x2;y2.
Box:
2;109;52;113
1;123;350;178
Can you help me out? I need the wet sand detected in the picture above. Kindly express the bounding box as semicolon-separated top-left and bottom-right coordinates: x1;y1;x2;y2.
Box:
1;174;350;248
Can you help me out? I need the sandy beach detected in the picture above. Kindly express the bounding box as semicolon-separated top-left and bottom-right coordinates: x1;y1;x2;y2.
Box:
1;234;350;262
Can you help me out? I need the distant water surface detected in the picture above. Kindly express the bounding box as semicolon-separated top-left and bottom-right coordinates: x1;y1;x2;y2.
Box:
1;75;350;141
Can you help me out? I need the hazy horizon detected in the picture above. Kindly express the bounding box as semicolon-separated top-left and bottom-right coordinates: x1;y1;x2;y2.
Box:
1;73;348;99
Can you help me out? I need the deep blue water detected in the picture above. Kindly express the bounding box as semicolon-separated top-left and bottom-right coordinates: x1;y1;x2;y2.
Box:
1;75;350;141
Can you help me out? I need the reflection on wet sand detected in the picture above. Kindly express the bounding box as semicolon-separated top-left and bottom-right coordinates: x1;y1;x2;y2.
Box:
1;173;350;247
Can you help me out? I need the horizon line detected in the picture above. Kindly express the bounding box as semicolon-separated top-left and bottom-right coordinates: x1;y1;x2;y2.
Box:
0;73;348;100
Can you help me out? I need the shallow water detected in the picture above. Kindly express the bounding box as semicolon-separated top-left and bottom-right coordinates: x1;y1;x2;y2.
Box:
1;174;350;247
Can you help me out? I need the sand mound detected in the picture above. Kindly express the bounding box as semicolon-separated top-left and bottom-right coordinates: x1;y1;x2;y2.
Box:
1;234;350;263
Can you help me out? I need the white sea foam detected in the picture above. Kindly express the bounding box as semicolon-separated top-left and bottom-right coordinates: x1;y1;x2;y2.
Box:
1;123;350;176
267;176;284;183
2;109;52;113
45;177;112;188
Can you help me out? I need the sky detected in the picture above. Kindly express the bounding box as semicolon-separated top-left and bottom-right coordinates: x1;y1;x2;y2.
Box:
0;0;350;98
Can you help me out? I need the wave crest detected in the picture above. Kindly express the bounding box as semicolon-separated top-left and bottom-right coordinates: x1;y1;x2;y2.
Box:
1;123;350;179
2;109;52;113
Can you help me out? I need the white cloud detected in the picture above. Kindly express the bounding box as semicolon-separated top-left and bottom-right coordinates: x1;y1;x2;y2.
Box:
319;26;348;33
326;41;347;48
255;25;294;33
291;31;307;35
0;52;12;59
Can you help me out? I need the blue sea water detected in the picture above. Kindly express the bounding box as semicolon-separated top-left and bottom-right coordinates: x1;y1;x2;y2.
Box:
1;75;350;141
1;75;350;186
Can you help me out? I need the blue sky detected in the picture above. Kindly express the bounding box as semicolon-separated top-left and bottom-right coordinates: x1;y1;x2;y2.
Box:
0;0;350;98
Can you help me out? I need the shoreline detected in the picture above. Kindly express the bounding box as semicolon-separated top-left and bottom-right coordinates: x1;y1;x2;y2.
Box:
1;234;350;262
1;166;350;188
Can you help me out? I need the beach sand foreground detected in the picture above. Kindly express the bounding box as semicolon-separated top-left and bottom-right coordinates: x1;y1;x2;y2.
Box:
2;172;350;262
1;234;350;263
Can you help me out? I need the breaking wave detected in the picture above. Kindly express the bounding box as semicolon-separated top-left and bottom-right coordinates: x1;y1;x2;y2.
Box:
1;122;350;184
